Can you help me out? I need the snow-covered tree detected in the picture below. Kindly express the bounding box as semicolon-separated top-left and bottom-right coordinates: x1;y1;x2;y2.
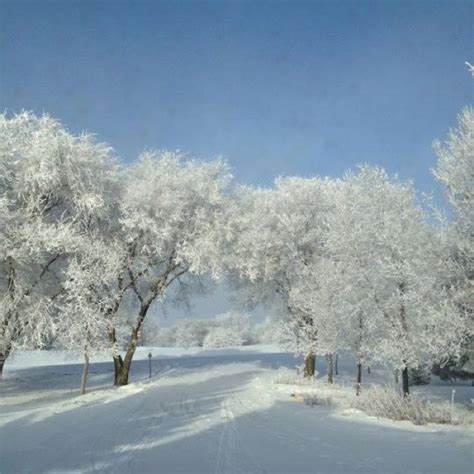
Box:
434;107;474;229
288;165;470;394
433;108;474;376
154;326;178;347
108;152;231;385
0;112;119;378
139;317;161;346
174;319;214;348
289;256;352;384
223;177;340;376
253;317;285;345
326;166;468;395
203;311;250;348
56;237;125;394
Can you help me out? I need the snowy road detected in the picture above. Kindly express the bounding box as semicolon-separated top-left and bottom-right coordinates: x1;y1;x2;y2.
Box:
1;349;473;473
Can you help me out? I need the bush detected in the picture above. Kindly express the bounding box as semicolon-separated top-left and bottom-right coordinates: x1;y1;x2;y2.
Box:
352;386;461;425
273;370;316;385
203;312;250;348
432;353;474;382
291;391;332;407
409;365;431;386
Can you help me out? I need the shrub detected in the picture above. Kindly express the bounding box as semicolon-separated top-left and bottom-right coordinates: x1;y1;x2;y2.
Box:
273;370;316;385
203;312;250;348
432;353;474;382
352;386;461;425
409;365;431;385
294;391;332;407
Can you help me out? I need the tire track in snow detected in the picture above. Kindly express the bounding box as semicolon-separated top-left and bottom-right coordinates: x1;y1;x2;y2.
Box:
214;398;267;474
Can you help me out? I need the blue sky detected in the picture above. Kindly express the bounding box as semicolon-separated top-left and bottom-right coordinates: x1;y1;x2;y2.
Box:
1;0;472;192
1;0;472;322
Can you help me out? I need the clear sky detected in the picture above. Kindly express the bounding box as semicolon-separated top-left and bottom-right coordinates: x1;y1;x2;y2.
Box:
1;0;472;322
1;0;472;190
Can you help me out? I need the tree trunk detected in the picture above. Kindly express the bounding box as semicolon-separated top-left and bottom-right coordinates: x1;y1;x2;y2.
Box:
304;352;316;377
367;366;371;374
114;327;141;386
399;285;409;398
2;260;15;381
113;354;123;386
111;285;160;386
335;353;339;375
113;351;135;386
0;351;8;380
402;366;410;397
110;324;137;387
394;368;399;384
114;360;130;386
356;362;362;395
80;353;90;395
325;353;334;384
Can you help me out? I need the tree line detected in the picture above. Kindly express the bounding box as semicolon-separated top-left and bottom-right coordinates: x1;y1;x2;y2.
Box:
144;312;251;349
0;109;472;396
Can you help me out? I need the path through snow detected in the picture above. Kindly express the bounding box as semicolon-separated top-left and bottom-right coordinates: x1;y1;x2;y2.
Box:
1;348;473;473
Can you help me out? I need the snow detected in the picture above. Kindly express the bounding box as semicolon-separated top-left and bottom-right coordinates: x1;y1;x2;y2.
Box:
1;346;473;473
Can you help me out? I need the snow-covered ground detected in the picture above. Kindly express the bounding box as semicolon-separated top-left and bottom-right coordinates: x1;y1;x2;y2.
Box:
1;346;473;474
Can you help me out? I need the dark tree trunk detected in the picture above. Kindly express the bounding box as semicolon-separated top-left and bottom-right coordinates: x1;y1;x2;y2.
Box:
335;353;339;375
110;268;171;386
110;325;128;386
356;362;362;395
0;351;8;380
304;352;316;377
113;306;148;386
80;353;90;395
325;353;334;384
394;368;399;384
402;367;410;397
2;258;15;381
399;284;410;398
110;322;139;387
356;312;364;396
113;355;122;385
114;359;131;386
367;366;371;374
113;346;137;387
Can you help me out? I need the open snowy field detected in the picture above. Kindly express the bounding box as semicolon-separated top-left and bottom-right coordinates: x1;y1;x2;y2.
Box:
1;346;473;474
